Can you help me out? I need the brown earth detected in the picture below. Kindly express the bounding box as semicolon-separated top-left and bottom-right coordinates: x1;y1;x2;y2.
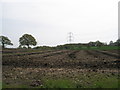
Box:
2;49;120;87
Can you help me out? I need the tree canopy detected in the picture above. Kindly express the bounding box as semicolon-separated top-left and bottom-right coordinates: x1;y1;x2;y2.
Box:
88;41;104;47
0;36;13;48
19;34;37;48
115;39;120;46
95;40;104;47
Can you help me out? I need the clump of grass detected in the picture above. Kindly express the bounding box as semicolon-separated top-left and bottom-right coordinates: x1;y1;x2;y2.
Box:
2;83;29;88
92;77;119;88
0;82;2;89
75;72;119;88
41;79;78;88
2;76;119;88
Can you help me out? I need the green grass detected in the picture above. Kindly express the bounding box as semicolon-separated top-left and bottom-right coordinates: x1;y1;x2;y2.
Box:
72;72;119;88
0;82;2;89
2;83;29;88
87;76;119;88
2;79;77;88
2;76;119;88
82;73;119;88
31;74;120;88
40;79;77;88
92;77;119;88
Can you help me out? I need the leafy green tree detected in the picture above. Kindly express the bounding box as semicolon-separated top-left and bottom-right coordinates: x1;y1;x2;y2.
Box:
109;41;114;46
88;41;96;46
95;40;104;47
19;34;37;48
0;36;13;48
115;39;120;46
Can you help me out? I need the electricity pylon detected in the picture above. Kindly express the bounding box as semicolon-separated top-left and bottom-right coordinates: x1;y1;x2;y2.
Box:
67;32;74;43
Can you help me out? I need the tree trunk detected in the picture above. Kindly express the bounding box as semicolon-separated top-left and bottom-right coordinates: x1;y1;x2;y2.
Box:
27;44;30;49
2;43;5;48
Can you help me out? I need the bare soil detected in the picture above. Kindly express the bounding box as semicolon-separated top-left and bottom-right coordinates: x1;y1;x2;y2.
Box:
2;49;120;88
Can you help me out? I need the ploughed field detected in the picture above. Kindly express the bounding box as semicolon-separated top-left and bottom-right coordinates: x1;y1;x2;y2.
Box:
2;49;120;88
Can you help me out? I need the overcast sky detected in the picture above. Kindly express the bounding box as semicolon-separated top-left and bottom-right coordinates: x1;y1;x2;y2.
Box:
0;0;119;48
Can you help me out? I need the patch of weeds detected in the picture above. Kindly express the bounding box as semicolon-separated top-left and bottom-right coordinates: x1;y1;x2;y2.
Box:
0;82;2;89
92;76;119;88
76;72;119;88
41;79;77;88
2;83;29;88
75;83;83;88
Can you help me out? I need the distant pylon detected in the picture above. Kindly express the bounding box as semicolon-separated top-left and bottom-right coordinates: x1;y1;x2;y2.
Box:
67;32;74;43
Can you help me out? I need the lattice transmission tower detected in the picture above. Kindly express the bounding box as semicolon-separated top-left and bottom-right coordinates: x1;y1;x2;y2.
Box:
67;32;74;43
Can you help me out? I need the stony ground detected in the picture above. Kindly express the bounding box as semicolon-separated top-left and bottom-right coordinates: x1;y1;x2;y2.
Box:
2;49;120;88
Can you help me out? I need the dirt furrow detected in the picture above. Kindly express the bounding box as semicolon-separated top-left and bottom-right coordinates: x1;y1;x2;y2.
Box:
2;50;72;68
95;50;120;58
3;50;119;69
2;50;57;57
85;50;119;69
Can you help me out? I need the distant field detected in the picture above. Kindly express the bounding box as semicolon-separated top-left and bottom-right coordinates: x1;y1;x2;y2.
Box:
2;48;120;88
70;46;120;50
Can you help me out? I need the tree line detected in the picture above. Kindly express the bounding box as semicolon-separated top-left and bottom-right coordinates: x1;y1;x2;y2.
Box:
0;33;120;48
0;34;37;48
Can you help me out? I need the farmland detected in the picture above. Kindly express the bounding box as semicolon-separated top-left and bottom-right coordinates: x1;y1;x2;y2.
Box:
2;48;120;88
